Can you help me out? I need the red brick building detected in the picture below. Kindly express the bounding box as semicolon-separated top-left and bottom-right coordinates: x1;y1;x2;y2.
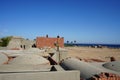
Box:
36;36;64;48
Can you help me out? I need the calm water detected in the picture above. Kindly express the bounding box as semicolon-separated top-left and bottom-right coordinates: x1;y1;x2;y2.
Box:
65;43;120;48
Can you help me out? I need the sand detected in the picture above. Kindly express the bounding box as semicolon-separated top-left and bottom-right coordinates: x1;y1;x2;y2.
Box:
65;47;120;62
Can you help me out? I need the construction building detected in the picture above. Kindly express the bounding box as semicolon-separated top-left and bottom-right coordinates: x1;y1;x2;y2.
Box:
36;35;64;48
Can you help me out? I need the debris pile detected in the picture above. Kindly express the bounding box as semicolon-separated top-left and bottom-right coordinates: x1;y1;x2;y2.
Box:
90;72;120;80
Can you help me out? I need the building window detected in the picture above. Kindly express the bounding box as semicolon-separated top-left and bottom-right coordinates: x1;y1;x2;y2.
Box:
20;45;22;48
24;45;25;49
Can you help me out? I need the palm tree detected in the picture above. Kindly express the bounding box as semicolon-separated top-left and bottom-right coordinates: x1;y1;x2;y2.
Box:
71;41;73;44
74;40;76;44
67;41;69;44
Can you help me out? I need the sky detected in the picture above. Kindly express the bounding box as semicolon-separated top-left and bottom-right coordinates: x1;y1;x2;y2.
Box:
0;0;120;44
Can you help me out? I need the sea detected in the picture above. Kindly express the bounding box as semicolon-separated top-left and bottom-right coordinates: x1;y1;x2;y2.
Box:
65;43;120;48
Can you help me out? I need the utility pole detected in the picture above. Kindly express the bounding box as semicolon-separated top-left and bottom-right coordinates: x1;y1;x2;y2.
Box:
54;35;60;63
56;35;60;51
56;35;60;63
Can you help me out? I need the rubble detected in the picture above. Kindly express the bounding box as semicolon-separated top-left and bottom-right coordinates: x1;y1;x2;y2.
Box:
90;72;120;80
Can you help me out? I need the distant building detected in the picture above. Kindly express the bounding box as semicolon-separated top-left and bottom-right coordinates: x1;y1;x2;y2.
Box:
36;35;64;48
7;36;35;49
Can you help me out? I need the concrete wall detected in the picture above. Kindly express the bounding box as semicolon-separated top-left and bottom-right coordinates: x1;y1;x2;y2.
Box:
36;37;64;48
22;39;35;49
0;71;80;80
52;51;68;63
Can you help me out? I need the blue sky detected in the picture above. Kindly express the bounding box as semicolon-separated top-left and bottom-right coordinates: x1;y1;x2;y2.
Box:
0;0;120;44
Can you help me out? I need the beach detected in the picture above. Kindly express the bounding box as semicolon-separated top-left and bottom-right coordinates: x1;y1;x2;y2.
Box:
65;47;120;62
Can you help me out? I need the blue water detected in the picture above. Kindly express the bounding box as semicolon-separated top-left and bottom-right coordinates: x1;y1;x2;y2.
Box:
65;43;120;48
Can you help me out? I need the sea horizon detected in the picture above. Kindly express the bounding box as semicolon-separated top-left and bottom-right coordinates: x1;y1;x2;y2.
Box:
64;43;120;48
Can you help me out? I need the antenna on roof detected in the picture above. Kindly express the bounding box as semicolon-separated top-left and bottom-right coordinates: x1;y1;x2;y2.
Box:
46;34;48;38
57;35;60;38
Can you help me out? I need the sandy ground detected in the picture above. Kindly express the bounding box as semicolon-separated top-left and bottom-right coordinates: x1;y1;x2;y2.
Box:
65;47;120;62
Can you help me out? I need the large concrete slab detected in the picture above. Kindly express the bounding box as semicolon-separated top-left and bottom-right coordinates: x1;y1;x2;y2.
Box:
8;54;50;65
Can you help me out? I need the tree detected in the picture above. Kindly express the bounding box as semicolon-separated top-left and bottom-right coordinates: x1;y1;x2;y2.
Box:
71;41;73;44
0;39;2;46
0;36;12;47
74;40;76;44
